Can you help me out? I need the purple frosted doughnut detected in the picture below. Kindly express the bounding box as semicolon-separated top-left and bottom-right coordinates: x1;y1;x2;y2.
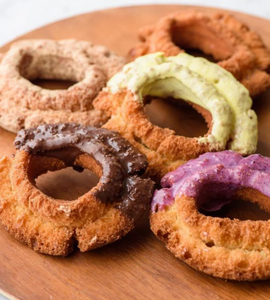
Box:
152;150;270;212
150;151;270;281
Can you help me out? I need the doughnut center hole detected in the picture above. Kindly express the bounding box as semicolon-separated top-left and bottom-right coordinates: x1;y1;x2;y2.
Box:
184;49;216;63
200;199;270;221
36;167;99;200
19;53;80;90
144;96;209;137
171;23;234;62
30;79;77;90
197;183;270;221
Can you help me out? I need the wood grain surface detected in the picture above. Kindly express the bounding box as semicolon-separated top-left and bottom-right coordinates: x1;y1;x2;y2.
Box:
0;5;270;300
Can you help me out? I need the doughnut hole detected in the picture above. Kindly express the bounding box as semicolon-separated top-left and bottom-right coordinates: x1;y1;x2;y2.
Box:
203;199;270;221
237;260;250;269
183;249;192;260
196;182;270;221
171;21;234;62
30;79;76;90
183;49;217;63
205;241;215;248
156;230;170;242
144;96;209;138
28;153;101;201
19;52;81;90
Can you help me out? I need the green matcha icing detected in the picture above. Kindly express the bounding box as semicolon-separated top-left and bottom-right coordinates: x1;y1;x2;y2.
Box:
107;52;257;155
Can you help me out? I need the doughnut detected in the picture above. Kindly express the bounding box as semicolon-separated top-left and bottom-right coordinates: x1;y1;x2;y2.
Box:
94;52;258;181
0;124;154;256
128;11;270;97
0;39;125;133
151;150;270;281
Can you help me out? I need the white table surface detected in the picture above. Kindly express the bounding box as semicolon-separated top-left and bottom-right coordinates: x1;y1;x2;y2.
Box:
0;0;269;299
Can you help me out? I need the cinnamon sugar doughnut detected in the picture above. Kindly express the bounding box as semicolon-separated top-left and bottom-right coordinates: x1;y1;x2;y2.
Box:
0;124;153;256
94;53;257;181
0;39;125;133
151;151;270;281
128;11;270;97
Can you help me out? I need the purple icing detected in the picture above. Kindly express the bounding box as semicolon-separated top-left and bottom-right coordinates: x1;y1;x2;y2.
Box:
151;151;270;212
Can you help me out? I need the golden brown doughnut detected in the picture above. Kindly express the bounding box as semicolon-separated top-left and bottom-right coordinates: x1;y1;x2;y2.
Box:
128;11;270;97
0;124;154;256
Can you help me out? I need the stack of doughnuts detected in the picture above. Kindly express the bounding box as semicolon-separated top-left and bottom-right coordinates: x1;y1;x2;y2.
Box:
0;9;270;281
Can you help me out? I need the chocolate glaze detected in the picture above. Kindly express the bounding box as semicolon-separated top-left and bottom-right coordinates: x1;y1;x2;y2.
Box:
15;123;154;221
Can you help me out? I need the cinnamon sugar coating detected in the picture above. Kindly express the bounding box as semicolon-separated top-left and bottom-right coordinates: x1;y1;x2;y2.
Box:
0;39;125;133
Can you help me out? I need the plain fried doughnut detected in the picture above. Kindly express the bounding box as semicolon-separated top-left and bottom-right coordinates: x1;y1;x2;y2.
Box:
128;11;270;97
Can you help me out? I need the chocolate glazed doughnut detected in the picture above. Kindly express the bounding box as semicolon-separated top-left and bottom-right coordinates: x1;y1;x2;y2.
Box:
0;124;154;256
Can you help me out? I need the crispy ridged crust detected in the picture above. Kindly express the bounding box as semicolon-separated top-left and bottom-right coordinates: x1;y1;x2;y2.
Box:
128;11;270;97
94;91;213;182
0;154;133;256
0;39;125;133
150;188;270;281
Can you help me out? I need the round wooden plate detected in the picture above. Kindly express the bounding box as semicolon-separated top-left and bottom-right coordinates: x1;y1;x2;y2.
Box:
1;5;270;300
